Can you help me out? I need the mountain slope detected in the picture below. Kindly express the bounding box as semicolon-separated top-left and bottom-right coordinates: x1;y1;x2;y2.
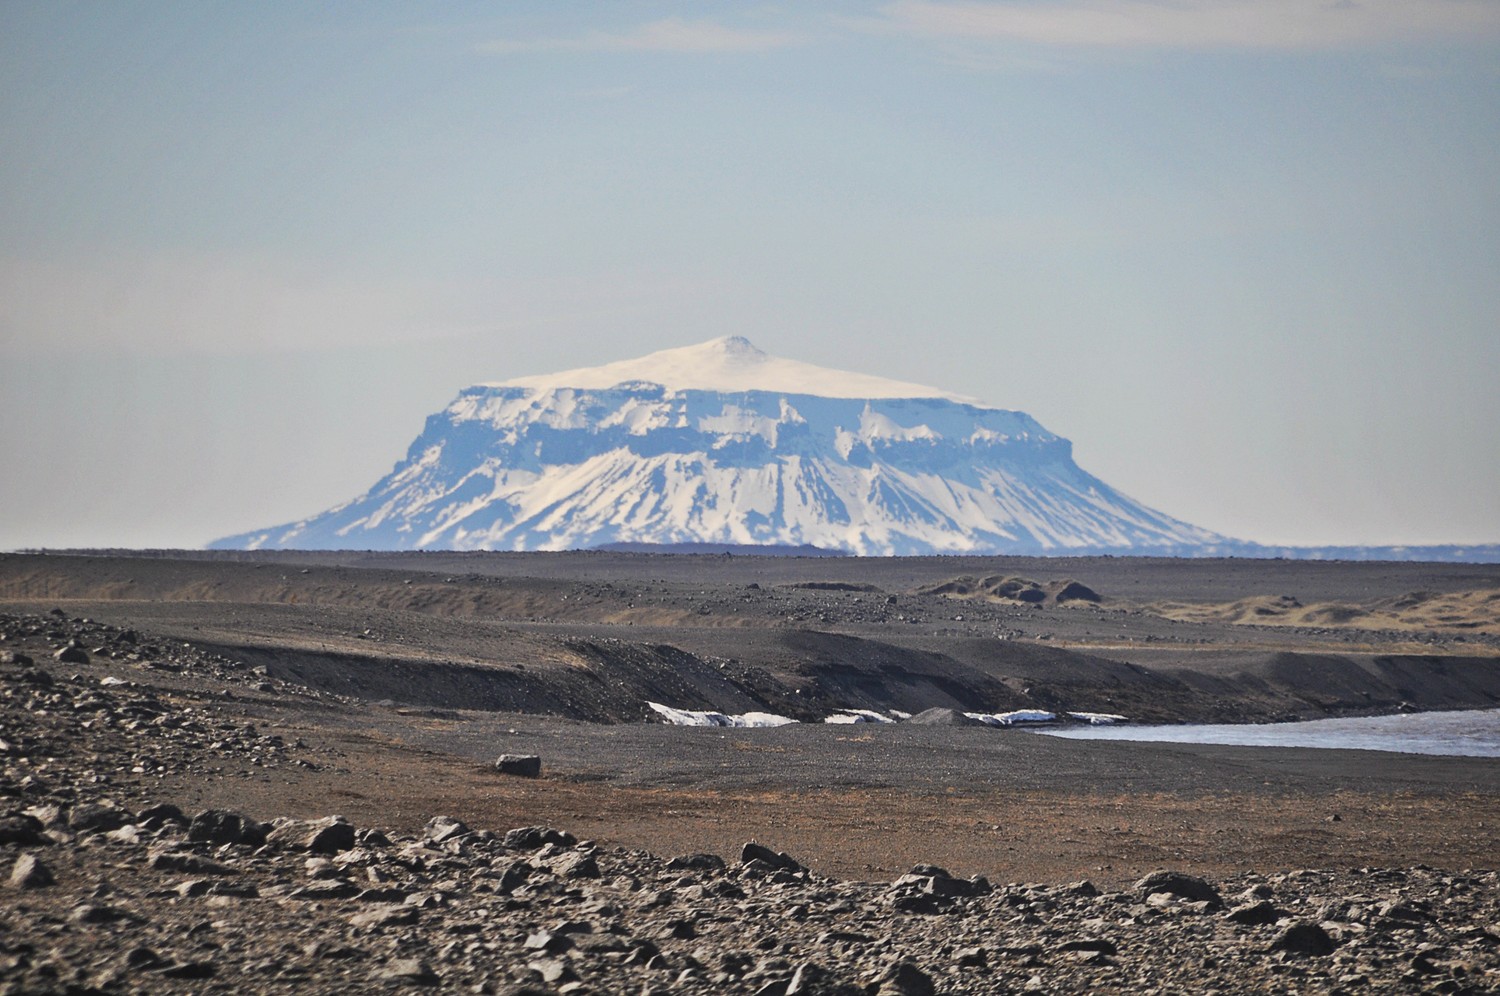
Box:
212;337;1225;554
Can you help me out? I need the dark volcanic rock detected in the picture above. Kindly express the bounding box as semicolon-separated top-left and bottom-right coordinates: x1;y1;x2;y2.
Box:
494;753;542;777
188;809;267;847
742;841;806;873
68;801;131;833
667;852;727;873
53;645;89;664
504;826;577;850
0;814;48;847
1227;900;1285;925
1270;921;1338;956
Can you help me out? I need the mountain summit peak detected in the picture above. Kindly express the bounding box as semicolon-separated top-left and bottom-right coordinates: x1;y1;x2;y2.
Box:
490;336;978;403
215;338;1226;555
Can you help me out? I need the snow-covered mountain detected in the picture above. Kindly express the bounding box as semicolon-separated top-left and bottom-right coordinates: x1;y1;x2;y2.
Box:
212;337;1226;555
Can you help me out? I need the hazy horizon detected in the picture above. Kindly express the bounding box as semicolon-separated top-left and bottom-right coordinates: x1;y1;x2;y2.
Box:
3;2;1497;550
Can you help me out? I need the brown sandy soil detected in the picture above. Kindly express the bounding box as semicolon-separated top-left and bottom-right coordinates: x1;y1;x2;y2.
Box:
161;708;1500;889
1144;588;1500;637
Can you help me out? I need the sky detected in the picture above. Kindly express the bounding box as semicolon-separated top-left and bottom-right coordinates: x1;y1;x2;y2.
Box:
2;0;1498;550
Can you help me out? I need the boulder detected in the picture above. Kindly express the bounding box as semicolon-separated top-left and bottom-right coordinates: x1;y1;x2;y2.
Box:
267;816;356;855
1270;921;1337;956
742;842;806;873
1135;870;1224;909
875;961;937;996
503;826;577;850
68;802;131;834
7;854;55;890
666;853;727;874
0;815;49;847
904;708;982;727
494;754;542;778
187;809;267;848
423;815;471;844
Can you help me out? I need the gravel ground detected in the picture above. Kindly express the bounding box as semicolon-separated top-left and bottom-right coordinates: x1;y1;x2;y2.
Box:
3;550;1500;992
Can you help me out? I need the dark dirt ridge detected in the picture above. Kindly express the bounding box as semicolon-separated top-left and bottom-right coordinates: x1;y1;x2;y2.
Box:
5;612;1500;994
1;552;1497;727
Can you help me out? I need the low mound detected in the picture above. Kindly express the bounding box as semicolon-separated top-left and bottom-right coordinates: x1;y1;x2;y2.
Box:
1146;588;1500;636
914;575;1102;607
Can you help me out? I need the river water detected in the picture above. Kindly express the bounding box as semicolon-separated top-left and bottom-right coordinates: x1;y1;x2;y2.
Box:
1037;708;1500;757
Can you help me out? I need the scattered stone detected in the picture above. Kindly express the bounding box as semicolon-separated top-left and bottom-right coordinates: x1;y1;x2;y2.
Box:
67;801;131;833
423;814;471;844
1271;921;1338;956
376;958;440;985
550;850;601;879
351;905;420;930
267;815;356;855
786;961;864;995
0;814;48;847
1227;900;1285;925
188;809;266;847
875;961;937;996
7;853;55;889
1135;870;1224;909
504;826;577;850
667;852;727;873
53;646;89;664
742;841;805;873
148;849;237;876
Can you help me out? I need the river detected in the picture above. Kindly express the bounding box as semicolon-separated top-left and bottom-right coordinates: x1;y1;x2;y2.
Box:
1036;708;1500;757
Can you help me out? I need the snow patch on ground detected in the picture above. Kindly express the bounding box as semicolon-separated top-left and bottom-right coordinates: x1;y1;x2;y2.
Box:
823;709;899;724
964;710;1058;726
1068;711;1129;725
647;702;798;728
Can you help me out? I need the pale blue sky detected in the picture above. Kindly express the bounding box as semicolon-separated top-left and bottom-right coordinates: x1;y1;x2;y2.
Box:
2;1;1497;549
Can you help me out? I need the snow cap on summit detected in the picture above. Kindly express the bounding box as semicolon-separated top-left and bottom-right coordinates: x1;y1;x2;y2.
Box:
490;336;983;404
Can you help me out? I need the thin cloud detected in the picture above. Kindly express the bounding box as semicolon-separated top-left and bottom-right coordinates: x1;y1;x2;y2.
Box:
479;18;806;55
873;0;1500;51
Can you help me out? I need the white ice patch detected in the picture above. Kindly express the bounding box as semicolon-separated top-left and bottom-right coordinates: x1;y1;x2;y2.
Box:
1067;711;1128;725
964;710;1057;726
647;702;798;728
823;709;898;724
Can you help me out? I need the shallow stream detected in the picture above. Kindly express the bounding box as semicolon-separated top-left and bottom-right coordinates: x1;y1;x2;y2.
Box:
1036;708;1500;757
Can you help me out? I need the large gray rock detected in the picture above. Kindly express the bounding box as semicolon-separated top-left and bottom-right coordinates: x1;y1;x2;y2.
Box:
267;816;356;855
1135;870;1224;909
904;708;982;727
503;826;576;850
187;810;266;847
68;802;131;834
1270;921;1337;956
7;854;54;890
741;842;805;873
423;815;471;844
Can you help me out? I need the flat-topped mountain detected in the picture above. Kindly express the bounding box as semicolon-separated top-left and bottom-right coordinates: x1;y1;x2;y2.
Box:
212;337;1225;554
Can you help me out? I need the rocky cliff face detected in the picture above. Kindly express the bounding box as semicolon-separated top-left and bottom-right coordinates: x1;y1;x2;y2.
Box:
213;338;1222;554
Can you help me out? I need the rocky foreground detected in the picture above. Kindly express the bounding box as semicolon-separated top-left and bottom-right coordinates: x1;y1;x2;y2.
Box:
4;612;1500;993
